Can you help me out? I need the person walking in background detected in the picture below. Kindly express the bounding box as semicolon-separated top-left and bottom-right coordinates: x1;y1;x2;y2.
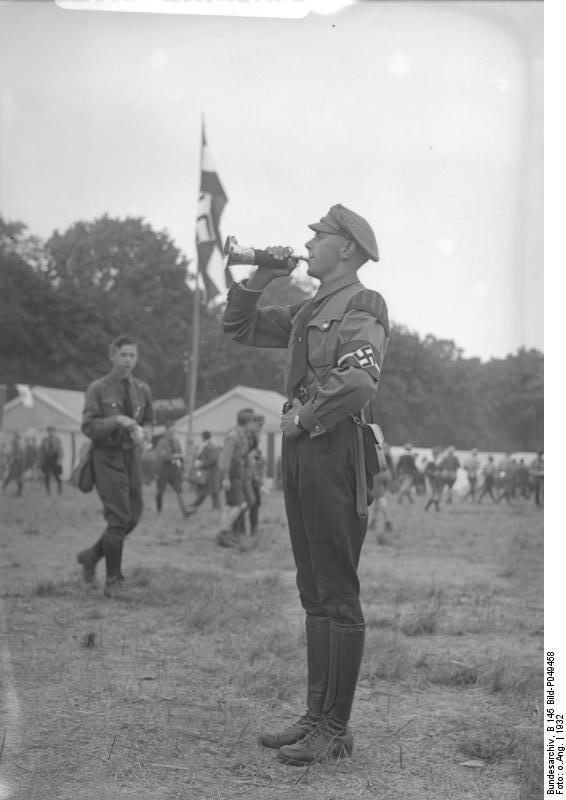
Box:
424;447;443;512
508;457;519;499
413;455;427;496
190;431;221;511
39;426;64;495
516;458;531;499
154;422;192;518
223;204;389;765
368;443;394;535
496;452;513;504
396;444;417;505
438;445;460;504
530;450;544;508
216;408;256;549
2;432;25;497
248;414;266;538
477;455;498;504
462;448;480;502
76;335;153;597
24;435;38;480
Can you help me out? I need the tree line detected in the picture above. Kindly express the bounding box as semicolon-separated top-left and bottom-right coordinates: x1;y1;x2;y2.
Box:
0;215;543;452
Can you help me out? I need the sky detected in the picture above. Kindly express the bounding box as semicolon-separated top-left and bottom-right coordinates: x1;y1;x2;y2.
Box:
0;0;544;361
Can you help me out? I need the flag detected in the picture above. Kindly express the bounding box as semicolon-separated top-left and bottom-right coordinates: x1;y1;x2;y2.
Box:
16;384;34;408
196;122;230;302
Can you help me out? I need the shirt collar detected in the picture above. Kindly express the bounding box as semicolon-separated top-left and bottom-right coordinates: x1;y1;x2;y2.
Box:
313;273;361;303
109;368;133;385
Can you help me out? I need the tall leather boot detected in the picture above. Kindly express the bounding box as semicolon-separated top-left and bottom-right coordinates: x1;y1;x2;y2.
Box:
261;616;329;749
278;620;365;765
77;536;104;583
102;530;125;597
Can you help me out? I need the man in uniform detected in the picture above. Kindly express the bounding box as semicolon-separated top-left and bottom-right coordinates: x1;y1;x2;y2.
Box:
438;445;460;504
190;431;222;511
2;432;25;497
247;414;266;538
396;444;417;504
477;455;498;504
424;447;444;512
368;442;394;535
39;426;64;495
462;448;480;502
24;435;38;480
223;204;389;765
154;421;192;518
76;335;153;596
217;408;256;548
530;450;544;508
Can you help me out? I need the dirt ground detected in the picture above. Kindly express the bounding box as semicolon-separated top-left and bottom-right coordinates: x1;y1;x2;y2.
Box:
0;479;543;800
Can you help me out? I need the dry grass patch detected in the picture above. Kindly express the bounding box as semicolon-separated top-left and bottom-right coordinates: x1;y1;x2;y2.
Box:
482;654;540;699
362;630;412;683
517;726;544;800
0;483;543;800
457;714;518;764
399;589;444;636
415;653;481;687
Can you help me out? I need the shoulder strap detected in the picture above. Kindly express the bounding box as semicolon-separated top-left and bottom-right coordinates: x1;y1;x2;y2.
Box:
345;289;390;336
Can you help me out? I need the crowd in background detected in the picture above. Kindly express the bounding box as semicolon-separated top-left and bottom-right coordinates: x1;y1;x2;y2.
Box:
1;424;544;536
1;426;64;496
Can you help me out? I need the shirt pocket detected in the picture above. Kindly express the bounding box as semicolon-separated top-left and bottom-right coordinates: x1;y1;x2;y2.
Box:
307;316;342;369
100;394;121;418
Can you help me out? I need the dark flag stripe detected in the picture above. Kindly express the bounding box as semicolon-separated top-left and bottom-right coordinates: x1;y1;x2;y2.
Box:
195;122;228;302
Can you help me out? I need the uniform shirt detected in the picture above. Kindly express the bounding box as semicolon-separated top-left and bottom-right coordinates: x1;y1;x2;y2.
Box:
530;455;544;478
198;441;220;470
463;455;480;478
39;435;63;466
82;370;153;448
439;453;460;474
223;274;389;436
7;439;25;470
155;435;183;467
218;427;250;476
397;453;417;477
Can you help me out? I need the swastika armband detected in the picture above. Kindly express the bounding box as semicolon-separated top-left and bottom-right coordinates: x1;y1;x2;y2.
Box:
337;339;381;380
345;290;390;336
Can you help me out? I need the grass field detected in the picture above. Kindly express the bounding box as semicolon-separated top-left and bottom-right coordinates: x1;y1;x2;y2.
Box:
0;480;543;800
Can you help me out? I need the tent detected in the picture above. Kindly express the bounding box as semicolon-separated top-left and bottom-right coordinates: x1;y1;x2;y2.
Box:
1;386;88;479
174;385;287;479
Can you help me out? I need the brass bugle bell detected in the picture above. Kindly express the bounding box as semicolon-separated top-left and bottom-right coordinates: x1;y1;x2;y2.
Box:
224;236;309;270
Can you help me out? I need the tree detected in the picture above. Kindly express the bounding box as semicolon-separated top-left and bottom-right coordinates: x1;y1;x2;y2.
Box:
45;216;194;392
3;212;543;451
0;218;55;391
481;349;544;451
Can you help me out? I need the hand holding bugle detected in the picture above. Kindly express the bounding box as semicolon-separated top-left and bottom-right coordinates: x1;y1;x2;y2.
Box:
224;236;308;270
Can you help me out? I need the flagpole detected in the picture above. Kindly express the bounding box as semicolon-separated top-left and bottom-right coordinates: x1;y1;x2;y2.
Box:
186;273;200;471
187;113;227;471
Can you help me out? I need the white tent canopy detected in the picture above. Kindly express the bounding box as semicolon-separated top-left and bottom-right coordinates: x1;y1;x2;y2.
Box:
174;385;287;479
1;386;89;478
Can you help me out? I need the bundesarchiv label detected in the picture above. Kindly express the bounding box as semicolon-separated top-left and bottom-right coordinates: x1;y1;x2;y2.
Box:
546;652;564;795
